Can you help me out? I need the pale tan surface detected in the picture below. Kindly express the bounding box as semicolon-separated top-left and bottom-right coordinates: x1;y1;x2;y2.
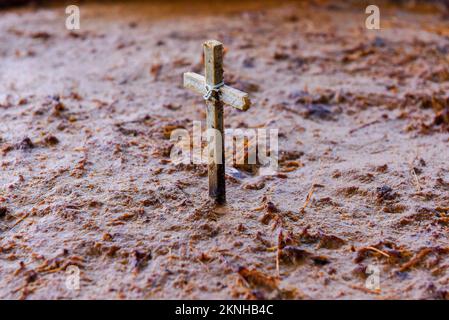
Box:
0;1;448;299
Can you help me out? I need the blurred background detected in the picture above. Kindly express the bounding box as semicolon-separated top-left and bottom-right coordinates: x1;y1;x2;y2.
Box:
1;0;449;10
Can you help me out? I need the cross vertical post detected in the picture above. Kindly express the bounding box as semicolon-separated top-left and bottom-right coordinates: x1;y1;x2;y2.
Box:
204;40;226;204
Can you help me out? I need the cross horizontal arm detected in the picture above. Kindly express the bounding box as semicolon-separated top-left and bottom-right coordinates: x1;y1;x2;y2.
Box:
183;72;251;111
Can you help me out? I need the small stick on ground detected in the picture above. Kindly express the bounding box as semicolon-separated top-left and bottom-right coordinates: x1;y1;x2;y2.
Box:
348;120;380;134
300;184;315;213
399;248;433;272
348;284;381;295
409;147;422;192
300;160;322;213
276;230;283;277
365;246;390;258
410;167;422;192
12;213;30;227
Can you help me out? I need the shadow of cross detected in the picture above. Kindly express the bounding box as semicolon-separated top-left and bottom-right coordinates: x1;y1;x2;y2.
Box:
183;40;252;204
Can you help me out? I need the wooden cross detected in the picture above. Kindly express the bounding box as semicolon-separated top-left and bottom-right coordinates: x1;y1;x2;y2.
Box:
183;40;251;204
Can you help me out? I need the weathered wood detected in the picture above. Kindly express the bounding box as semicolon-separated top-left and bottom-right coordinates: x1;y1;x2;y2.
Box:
183;39;252;204
204;40;226;204
183;72;251;111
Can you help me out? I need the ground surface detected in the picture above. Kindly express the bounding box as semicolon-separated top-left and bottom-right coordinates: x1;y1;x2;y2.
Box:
0;0;448;299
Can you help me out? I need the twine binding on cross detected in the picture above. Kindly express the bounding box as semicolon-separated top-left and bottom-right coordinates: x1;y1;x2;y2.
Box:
203;81;224;100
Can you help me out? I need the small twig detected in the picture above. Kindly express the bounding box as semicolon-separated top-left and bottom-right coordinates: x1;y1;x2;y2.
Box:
12;213;30;227
410;167;422;192
300;184;315;213
348;284;381;295
300;160;322;213
409;147;422;192
251;205;265;211
365;246;390;258
276;230;283;278
348;120;380;134
399;248;433;272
